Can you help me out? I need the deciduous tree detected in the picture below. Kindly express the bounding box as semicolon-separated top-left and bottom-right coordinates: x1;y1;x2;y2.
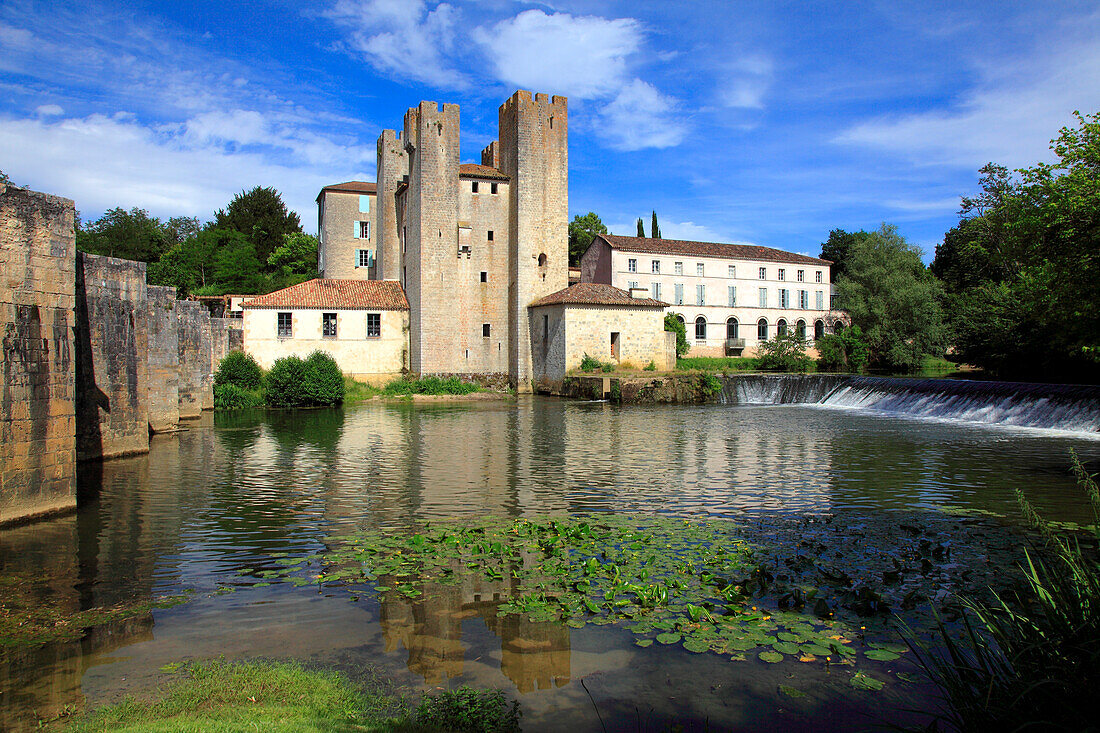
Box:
213;186;301;263
567;212;607;265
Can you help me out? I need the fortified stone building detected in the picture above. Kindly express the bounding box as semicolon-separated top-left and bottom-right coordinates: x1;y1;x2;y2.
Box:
247;90;673;390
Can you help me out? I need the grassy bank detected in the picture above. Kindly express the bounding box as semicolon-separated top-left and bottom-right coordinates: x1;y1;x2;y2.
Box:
64;659;520;733
676;356;763;372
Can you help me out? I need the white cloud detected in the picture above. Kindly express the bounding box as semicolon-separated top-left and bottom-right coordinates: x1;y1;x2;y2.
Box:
35;103;64;116
597;79;687;151
324;0;467;89
717;55;773;109
474;9;643;100
835;38;1100;168
0;113;372;228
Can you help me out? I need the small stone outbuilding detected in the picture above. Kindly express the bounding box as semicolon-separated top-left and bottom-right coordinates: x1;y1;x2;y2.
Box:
241;278;409;384
529;283;673;393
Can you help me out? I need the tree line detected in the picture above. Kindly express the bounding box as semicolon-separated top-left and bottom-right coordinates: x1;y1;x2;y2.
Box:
74;186;318;297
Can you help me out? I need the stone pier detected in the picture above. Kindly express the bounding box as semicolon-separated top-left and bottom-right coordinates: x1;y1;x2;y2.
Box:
1;185;77;524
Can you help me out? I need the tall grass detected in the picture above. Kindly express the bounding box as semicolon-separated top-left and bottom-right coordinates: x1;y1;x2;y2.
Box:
906;450;1100;731
382;376;482;396
676;356;759;372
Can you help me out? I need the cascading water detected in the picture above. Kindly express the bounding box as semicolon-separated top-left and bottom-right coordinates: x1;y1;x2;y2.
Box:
721;374;1100;434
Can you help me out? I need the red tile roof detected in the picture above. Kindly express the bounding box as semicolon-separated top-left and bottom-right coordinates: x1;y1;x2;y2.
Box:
530;282;667;308
598;234;831;266
316;181;377;201
458;163;509;181
241;279;408;311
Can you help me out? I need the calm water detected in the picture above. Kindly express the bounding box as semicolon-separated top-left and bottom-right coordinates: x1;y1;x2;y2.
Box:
2;397;1099;731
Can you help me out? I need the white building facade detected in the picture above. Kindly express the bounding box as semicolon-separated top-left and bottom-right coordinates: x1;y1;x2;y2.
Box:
580;234;848;357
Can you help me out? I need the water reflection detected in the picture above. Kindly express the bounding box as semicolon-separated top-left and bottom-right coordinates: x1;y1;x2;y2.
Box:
2;398;1099;730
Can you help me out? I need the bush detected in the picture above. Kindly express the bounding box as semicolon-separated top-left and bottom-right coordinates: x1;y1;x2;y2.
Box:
415;686;521;733
213;350;262;390
643;361;656;371
264;350;345;407
303;350;345;405
579;353;602;372
664;313;690;357
756;331;814;372
213;383;263;410
815;325;870;373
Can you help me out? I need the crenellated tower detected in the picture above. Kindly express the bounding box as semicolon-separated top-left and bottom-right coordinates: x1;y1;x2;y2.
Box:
402;101;461;375
498;91;569;390
375;129;408;281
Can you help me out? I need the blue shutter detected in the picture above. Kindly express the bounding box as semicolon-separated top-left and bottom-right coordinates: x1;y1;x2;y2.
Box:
352;221;358;239
359;195;370;213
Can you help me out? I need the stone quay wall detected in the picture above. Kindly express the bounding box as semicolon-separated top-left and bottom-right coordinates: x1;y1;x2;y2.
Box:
0;185;77;525
175;300;211;420
75;252;150;461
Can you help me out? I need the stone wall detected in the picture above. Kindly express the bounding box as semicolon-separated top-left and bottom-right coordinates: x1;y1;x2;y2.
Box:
146;285;179;432
0;185;77;524
175;299;211;419
75;252;149;461
319;190;377;279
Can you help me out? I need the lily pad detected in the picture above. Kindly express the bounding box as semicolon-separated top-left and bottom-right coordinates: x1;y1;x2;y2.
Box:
635;638;654;647
850;672;885;691
772;641;800;655
682;639;710;653
758;650;784;664
656;632;682;645
864;649;901;662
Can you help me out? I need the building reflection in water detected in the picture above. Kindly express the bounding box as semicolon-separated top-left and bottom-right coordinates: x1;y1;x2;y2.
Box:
377;555;570;692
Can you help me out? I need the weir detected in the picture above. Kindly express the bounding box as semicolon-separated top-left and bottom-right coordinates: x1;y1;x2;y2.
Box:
722;374;1100;433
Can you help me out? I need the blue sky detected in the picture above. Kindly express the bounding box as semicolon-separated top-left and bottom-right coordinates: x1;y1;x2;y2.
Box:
2;1;1099;260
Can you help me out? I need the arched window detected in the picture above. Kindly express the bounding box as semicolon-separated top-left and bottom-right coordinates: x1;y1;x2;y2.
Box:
726;317;739;339
695;316;707;341
796;319;806;339
675;314;685;327
832;320;845;334
777;319;788;337
757;318;768;341
814;319;825;340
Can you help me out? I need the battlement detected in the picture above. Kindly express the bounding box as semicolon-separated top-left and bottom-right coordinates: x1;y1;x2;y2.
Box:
501;90;568;116
481;141;500;168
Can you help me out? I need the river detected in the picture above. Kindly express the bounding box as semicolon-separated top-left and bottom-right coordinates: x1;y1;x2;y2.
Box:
2;396;1098;731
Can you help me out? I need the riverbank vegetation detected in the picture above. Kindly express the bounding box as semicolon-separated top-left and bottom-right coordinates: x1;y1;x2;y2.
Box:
908;453;1100;731
64;659;520;732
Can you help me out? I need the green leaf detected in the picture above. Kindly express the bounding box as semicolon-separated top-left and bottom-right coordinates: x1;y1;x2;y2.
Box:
864;649;900;662
850;672;885;691
656;632;682;645
758;650;784;664
635;638;654;647
682;639;710;653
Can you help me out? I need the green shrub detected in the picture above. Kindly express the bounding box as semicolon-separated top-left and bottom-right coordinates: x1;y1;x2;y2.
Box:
264;351;345;407
579;353;602;372
415;686;521;733
213;350;262;389
303;350;345;405
664;313;690;357
600;362;614;373
643;360;656;371
382;376;481;396
756;331;814;372
815;325;869;373
213;383;263;410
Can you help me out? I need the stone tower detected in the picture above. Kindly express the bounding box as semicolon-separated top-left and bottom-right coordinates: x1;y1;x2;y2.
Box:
375;129;408;281
402;101;461;375
498;91;569;390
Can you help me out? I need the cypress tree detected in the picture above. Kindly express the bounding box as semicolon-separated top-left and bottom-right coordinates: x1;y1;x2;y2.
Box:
651;210;661;239
636;218;645;237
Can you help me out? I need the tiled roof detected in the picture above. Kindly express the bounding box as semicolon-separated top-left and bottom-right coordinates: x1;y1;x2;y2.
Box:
316;181;377;201
598;234;831;266
529;282;667;308
241;279;408;311
458;163;509;181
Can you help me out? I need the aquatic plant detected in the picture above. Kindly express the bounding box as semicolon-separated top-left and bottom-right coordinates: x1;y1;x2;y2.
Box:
245;515;902;677
415;686;521;733
382;375;481;395
906;450;1100;731
265;350;345;407
213;350;263;390
213;382;263;410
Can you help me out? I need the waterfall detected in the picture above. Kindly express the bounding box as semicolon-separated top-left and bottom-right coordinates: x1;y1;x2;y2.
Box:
721;374;1100;433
